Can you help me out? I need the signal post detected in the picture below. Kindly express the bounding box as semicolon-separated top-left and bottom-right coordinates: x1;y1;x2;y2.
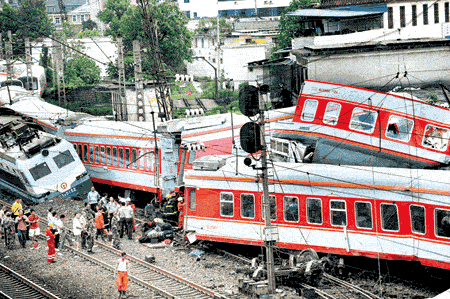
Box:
239;84;277;294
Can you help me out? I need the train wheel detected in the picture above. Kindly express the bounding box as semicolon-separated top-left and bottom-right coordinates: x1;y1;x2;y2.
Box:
289;248;319;267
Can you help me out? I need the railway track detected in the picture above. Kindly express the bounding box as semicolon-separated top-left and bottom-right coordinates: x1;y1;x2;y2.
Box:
0;263;62;299
216;247;383;299
0;199;239;299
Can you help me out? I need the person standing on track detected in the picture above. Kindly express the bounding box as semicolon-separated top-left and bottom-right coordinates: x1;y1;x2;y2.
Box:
114;252;130;299
15;210;28;248
110;212;121;250
46;223;58;263
86;217;95;253
95;207;106;241
87;187;100;212
73;213;83;250
11;199;22;216
28;209;41;250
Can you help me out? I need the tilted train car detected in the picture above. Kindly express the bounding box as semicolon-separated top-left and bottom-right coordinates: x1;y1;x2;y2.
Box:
0;62;47;98
184;156;450;270
5;96;296;201
0;116;92;204
272;80;450;168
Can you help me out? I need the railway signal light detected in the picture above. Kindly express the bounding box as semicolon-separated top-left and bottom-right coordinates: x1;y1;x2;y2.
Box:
239;85;259;117
240;122;261;154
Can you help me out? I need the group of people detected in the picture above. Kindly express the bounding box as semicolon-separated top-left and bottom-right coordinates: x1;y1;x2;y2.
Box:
0;199;41;251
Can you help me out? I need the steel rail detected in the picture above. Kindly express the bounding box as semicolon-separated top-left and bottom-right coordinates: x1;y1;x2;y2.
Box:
323;273;382;299
0;201;234;299
0;262;62;299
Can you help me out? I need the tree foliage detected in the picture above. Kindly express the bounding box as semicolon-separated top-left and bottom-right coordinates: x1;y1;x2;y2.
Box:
195;17;232;35
273;0;319;55
64;54;101;88
0;1;53;57
82;19;98;31
98;0;193;78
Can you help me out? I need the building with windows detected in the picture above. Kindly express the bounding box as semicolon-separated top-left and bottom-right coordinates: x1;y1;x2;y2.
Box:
187;18;279;89
288;0;450;88
176;0;291;19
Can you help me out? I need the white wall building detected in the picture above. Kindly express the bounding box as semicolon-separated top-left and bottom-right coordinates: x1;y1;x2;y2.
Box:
176;0;291;18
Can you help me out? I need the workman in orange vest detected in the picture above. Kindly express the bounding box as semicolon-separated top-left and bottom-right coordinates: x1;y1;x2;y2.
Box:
177;197;185;229
115;252;130;299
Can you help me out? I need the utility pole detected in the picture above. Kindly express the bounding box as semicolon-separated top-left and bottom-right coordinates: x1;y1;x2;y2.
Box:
259;88;276;293
133;40;145;122
0;34;3;61
216;15;220;92
117;37;127;121
52;38;66;106
25;38;33;93
5;31;12;87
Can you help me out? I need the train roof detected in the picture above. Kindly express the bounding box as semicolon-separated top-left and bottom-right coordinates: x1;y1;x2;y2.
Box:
0;86;42;105
185;156;450;194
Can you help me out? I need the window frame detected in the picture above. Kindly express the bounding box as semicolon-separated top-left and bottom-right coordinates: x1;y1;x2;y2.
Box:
189;189;196;211
306;197;323;225
300;99;319;122
355;201;373;229
349;108;378;134
330;199;347;227
220;192;234;217
240;193;255;219
422;124;449;151
380;203;400;232
100;146;105;164
412;4;417;26
445;2;449;22
385;115;414;142
434;3;439;23
400;6;406;27
323;102;341;125
424;4;429;25
283;196;299;223
410;204;426;235
95;145;99;164
106;146;111;165
388;7;394;29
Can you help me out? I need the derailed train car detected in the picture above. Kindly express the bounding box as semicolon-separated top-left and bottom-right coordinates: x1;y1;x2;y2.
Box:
0;114;92;204
183;156;450;270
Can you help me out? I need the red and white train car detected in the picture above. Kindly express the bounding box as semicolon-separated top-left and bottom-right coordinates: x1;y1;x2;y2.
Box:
272;80;450;168
184;156;450;270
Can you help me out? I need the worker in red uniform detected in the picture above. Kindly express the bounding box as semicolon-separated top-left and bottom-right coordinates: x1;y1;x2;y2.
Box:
46;223;58;263
177;197;185;229
115;252;130;299
95;207;106;241
130;202;136;232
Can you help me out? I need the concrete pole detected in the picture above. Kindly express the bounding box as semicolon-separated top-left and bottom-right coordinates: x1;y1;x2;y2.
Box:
259;88;276;293
217;15;220;92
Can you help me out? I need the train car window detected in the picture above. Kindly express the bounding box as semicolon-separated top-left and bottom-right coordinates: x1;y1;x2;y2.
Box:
138;149;145;170
83;144;88;162
132;149;137;169
106;147;111;165
95;145;99;164
188;152;197;164
301;100;318;122
89;145;94;163
53;150;75;169
189;189;196;211
349;108;378;134
435;209;450;238
29;162;52;181
330;200;347;226
125;148;130;168
355;202;372;228
423;124;449;151
73;144;77;151
385;116;414;142
241;194;255;219
307;198;322;224
284;196;299;222
119;148;124;167
220;192;234;217
112;147;118;166
410;205;425;234
100;146;105;164
262;195;277;220
323;102;341;125
381;203;399;231
147;150;155;172
77;144;82;160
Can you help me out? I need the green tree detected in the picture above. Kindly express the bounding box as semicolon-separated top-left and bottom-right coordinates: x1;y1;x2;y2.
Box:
16;0;53;41
82;19;98;31
98;0;193;78
272;0;319;56
64;54;101;88
195;17;232;35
